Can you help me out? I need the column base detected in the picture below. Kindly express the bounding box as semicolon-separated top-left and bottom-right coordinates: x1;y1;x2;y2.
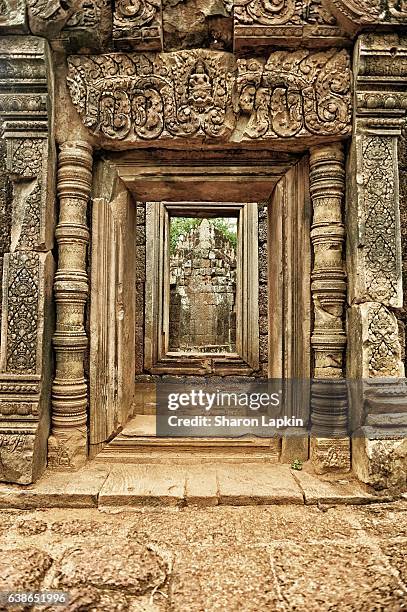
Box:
48;427;88;471
310;437;351;474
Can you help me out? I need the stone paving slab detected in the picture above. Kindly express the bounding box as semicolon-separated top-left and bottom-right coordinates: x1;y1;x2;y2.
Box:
0;465;110;509
217;464;304;505
291;469;386;505
184;464;218;506
99;464;186;507
0;462;397;508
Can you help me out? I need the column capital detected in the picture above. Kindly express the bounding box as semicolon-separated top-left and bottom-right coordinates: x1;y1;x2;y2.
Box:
355;33;407;134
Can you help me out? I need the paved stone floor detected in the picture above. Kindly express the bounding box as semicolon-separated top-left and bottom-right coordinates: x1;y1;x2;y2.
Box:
0;500;406;611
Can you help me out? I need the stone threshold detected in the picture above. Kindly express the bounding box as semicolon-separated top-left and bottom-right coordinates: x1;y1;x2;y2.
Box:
0;463;398;509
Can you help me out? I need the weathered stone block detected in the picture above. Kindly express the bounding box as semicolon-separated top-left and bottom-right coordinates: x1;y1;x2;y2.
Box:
0;0;27;33
352;432;407;492
281;435;309;464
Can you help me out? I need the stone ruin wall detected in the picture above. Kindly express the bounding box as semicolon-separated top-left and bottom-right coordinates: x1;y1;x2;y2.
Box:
169;220;237;353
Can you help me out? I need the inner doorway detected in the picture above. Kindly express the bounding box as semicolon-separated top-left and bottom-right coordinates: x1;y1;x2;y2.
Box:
169;216;238;355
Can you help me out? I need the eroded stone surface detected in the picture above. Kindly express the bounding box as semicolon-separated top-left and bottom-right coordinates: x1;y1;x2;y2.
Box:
171;545;279;610
56;542;167;595
0;504;406;610
273;542;407;610
0;547;52;591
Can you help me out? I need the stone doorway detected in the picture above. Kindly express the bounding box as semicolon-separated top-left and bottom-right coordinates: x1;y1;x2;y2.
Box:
88;149;312;462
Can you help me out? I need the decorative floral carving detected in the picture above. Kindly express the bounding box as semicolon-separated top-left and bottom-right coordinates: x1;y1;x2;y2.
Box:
367;304;402;377
5;252;39;375
65;0;105;28
8;138;45;250
115;0;159;27
113;0;162;50
326;0;407;29
235;0;337;25
233;0;347;49
234;0;300;25
362;136;400;303
237;49;351;139
67;48;351;143
9;138;44;178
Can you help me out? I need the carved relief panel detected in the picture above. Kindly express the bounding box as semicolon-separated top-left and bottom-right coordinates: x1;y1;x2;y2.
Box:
67;47;351;147
113;0;163;50
0;37;55;484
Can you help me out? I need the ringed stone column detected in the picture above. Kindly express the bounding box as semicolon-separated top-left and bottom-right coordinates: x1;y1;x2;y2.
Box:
309;143;350;473
48;141;93;470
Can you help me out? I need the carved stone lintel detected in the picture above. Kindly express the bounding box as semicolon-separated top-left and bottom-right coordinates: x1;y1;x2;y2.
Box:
50;140;93;471
66;48;351;147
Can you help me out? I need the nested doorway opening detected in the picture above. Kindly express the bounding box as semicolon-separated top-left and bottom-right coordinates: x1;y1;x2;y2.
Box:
88;150;311;461
145;201;259;377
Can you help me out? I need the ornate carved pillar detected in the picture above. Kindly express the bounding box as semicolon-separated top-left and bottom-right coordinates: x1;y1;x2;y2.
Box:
48;141;93;470
309;143;350;473
0;37;55;484
347;34;407;489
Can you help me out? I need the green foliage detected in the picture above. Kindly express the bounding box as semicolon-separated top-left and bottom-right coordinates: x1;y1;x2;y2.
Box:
291;459;303;471
170;217;200;253
170;217;237;253
211;218;238;249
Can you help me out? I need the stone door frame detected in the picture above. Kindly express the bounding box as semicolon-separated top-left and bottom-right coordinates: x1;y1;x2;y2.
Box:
83;149;316;460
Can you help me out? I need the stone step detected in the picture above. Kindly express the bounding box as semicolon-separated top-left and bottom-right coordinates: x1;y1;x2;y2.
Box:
96;437;281;463
96;414;281;463
0;463;393;509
